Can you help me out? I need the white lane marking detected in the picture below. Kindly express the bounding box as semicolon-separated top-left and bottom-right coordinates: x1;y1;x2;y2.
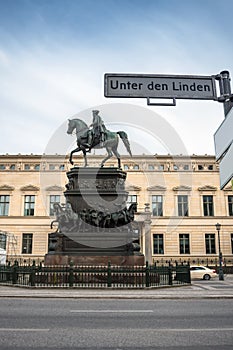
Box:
148;328;233;332
0;327;232;332
0;328;50;332
70;310;154;313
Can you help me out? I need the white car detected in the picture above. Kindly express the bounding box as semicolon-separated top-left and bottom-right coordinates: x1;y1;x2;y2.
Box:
190;265;218;280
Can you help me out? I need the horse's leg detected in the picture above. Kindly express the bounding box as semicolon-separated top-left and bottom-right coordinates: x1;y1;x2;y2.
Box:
80;146;88;167
100;147;113;167
112;143;121;169
84;150;87;167
69;146;81;165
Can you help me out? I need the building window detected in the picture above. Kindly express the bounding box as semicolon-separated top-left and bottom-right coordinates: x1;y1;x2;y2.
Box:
50;195;61;215
152;195;163;216
148;164;154;170
24;195;35;216
173;164;179;171
0;233;7;250
208;165;213;170
123;164;129;170
198;165;204;170
0;195;9;216
10;164;16;170
34;164;40;171
205;234;216;254
133;164;139;170
231;234;233;254
158;164;164;171
153;234;164;254
179;234;190;254
127;195;137;208
49;164;56;170
59;164;65;171
22;233;33;254
178;195;188;216
203;195;214;216
228;196;233;216
24;164;30;170
183;164;189;171
0;164;6;170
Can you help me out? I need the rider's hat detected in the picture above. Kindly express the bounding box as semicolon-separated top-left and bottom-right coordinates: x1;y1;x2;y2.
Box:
92;110;99;114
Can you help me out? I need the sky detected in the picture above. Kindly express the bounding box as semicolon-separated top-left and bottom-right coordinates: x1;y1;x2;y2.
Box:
0;0;233;156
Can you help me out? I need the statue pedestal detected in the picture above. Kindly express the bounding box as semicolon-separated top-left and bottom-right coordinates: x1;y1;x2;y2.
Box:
59;229;140;250
46;229;142;257
46;166;145;266
44;254;145;266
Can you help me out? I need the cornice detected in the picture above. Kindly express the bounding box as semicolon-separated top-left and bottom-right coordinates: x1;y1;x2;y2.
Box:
147;185;166;191
0;185;15;191
198;185;217;191
126;185;141;191
20;185;40;191
173;185;192;191
46;185;64;191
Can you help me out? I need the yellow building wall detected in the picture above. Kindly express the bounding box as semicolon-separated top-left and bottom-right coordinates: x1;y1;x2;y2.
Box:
0;154;232;264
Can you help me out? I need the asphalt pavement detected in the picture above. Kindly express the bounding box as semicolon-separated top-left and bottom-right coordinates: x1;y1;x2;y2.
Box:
1;298;233;349
0;275;233;299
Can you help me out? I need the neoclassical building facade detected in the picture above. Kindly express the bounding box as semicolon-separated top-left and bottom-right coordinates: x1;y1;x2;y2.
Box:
0;153;232;264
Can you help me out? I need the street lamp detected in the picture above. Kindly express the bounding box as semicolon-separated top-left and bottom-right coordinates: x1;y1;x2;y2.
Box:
215;223;224;280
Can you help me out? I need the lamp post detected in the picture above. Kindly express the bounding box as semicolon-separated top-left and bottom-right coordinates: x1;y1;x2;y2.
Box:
215;223;224;280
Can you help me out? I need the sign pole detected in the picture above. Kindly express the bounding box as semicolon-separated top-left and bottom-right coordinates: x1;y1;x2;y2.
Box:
216;70;233;117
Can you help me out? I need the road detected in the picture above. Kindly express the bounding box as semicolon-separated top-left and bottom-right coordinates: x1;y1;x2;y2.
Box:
0;298;232;350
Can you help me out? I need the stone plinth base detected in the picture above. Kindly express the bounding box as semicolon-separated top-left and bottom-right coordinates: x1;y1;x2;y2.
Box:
44;254;145;266
62;230;139;250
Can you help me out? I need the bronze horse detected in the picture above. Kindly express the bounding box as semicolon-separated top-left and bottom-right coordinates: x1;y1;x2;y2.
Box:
67;118;132;168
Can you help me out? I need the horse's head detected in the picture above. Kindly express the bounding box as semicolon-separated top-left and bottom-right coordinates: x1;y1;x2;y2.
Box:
67;118;89;135
127;202;137;215
67;119;76;135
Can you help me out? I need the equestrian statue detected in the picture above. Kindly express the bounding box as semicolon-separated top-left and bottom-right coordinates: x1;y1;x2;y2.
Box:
67;110;132;168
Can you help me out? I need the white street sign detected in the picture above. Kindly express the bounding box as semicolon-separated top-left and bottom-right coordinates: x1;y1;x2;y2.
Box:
219;143;233;189
214;107;233;160
214;107;233;189
105;74;217;100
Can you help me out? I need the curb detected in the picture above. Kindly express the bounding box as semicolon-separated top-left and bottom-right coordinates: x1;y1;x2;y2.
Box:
1;294;233;299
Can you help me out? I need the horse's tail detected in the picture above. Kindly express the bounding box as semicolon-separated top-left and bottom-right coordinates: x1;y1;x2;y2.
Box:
117;131;132;157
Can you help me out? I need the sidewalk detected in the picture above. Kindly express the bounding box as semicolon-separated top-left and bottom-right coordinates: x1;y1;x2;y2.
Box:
0;276;233;299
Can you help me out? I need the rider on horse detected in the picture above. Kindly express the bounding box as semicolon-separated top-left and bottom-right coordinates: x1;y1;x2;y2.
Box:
67;113;132;168
86;110;107;149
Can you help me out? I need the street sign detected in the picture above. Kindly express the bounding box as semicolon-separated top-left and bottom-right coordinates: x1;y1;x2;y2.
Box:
214;107;233;160
104;71;233;189
218;143;233;189
214;107;233;189
104;74;217;102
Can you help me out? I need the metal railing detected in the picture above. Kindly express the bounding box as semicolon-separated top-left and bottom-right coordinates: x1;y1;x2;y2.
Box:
0;261;191;288
153;258;233;274
153;257;233;267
